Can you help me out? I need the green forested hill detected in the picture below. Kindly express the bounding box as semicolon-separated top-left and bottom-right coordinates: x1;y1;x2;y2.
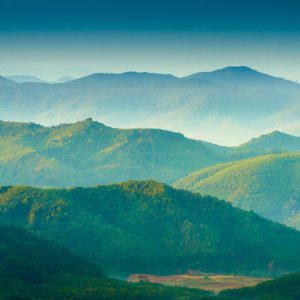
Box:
174;153;300;229
221;271;300;300
0;119;222;186
1;181;300;277
0;225;98;282
232;131;300;158
205;131;300;161
0;224;212;299
2;119;300;188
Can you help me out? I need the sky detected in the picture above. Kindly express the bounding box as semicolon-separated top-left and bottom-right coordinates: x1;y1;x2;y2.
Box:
1;0;300;81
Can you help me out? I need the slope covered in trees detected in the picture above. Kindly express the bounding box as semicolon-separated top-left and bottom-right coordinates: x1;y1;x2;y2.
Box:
174;153;300;229
0;119;222;186
0;224;213;299
1;181;300;277
2;119;300;187
221;271;300;300
0;224;98;283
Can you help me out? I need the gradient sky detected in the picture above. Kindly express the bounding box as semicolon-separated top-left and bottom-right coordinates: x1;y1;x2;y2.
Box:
1;0;300;81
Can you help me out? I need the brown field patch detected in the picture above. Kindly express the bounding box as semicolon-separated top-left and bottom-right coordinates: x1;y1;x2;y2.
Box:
128;273;271;293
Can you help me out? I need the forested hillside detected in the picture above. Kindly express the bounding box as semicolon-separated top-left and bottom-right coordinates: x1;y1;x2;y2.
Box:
2;119;300;187
0;119;222;186
1;181;300;277
174;153;300;229
221;271;300;300
0;224;212;299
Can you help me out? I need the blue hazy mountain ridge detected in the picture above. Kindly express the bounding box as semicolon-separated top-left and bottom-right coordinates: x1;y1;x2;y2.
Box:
186;66;300;93
55;76;75;83
1;66;300;145
7;75;47;83
0;75;17;86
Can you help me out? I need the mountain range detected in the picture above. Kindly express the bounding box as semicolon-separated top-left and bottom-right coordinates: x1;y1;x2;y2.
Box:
1;66;300;145
1;119;300;187
6;75;47;83
2;66;300;298
0;119;222;186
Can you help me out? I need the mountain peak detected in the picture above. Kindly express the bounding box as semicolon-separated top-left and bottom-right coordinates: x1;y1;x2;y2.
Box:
69;118;107;129
240;130;300;151
217;66;257;73
252;130;295;140
72;71;177;84
186;66;300;92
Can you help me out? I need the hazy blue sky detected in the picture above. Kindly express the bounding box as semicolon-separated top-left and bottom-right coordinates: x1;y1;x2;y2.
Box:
1;0;300;81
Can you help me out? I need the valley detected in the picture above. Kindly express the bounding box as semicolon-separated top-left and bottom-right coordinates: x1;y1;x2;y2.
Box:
2;0;300;298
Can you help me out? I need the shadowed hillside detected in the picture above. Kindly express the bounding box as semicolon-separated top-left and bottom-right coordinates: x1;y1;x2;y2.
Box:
221;271;300;300
0;224;212;299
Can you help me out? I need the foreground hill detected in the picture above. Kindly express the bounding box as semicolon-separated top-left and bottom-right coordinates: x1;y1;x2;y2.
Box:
1;181;300;277
174;153;300;229
1;66;300;145
0;119;222;186
0;224;212;299
221;271;300;300
0;225;98;282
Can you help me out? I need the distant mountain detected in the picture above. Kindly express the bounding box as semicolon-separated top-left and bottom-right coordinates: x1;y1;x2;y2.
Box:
186;66;300;93
216;131;300;161
221;271;300;299
0;119;222;186
174;153;300;229
1;67;300;145
2;180;300;277
0;75;17;86
55;76;75;83
6;75;46;83
0;225;209;300
238;130;300;152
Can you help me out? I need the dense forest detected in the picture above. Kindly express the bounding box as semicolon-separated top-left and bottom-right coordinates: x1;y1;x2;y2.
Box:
221;271;300;300
1;181;300;277
0;224;216;299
